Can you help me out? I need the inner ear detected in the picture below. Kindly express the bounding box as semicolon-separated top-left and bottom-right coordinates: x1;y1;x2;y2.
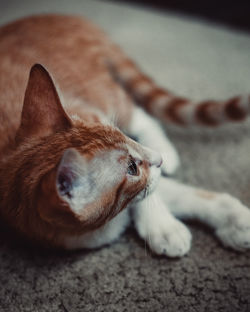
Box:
56;148;87;201
16;64;72;142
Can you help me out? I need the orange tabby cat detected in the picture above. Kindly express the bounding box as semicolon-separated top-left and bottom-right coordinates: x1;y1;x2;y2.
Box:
0;15;250;256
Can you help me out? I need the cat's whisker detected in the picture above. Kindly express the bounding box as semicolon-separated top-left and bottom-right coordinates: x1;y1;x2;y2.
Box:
144;196;149;257
110;110;119;128
145;188;152;258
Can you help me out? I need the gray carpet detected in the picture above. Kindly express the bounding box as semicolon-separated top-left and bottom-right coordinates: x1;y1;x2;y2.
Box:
0;1;250;311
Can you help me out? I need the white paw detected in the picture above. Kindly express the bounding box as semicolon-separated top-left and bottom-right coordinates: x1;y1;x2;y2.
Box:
215;195;250;251
160;147;180;176
148;219;192;257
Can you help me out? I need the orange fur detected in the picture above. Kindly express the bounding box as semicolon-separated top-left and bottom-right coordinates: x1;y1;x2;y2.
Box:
0;15;152;248
2;13;245;249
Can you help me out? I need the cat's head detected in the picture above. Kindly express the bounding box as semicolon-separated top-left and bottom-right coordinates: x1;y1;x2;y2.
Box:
1;64;162;247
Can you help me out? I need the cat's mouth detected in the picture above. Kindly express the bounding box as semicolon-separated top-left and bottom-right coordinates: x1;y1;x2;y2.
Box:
147;165;161;191
132;165;161;202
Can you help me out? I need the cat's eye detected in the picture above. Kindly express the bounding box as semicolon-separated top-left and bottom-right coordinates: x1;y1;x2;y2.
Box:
127;158;138;176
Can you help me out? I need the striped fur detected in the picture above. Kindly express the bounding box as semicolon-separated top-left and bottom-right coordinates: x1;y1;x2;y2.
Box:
109;57;250;126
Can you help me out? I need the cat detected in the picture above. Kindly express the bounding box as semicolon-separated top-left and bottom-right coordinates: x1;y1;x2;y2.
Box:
0;14;250;257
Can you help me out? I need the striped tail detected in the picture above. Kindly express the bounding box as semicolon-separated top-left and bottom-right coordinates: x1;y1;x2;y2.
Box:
109;57;250;126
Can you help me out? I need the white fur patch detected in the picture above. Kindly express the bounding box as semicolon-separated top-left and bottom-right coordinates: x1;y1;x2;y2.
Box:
133;192;192;257
57;149;126;216
129;107;180;175
157;178;250;252
64;208;130;249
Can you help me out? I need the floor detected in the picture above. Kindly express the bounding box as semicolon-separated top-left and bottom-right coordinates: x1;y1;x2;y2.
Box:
0;0;250;311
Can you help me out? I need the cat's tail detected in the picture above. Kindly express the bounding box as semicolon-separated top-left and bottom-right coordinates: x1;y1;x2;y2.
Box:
109;56;250;126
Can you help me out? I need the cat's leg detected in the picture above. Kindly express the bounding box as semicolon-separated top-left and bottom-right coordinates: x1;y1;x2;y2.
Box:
132;193;192;257
64;208;130;250
157;177;250;251
127;107;180;175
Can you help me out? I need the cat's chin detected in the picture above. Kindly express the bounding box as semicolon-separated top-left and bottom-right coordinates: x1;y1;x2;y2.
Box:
146;165;162;195
132;166;161;203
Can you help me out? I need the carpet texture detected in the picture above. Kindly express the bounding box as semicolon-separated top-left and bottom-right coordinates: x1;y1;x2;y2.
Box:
0;1;250;311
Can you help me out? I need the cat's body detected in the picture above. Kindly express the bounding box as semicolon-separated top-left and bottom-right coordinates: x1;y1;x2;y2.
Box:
0;15;250;256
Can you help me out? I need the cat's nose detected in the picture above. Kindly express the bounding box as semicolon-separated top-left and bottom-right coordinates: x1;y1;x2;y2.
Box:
143;146;162;168
149;151;163;168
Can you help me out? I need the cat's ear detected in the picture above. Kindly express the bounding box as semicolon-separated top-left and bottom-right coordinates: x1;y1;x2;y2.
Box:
16;64;72;142
56;148;87;202
37;149;88;225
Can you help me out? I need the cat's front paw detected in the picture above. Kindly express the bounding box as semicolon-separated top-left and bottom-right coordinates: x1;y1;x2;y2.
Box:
160;147;180;176
148;219;192;257
215;195;250;251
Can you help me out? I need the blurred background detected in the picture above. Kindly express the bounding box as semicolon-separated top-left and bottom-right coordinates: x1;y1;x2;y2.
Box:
113;0;250;32
1;0;250;32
